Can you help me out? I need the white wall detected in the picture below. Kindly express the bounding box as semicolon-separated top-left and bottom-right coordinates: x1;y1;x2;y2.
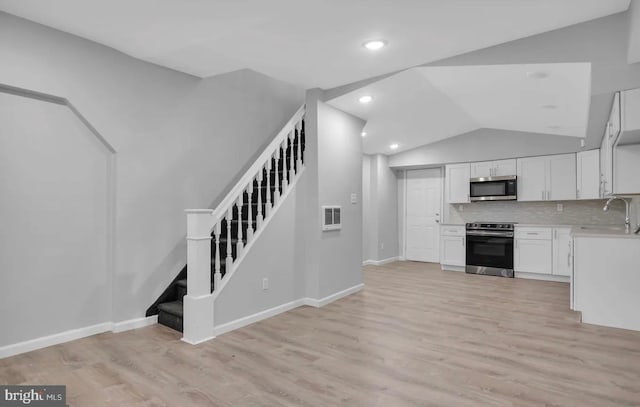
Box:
362;154;400;262
0;12;304;346
0;94;112;346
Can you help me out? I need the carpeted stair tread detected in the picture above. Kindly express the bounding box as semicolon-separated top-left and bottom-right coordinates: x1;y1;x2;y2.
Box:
158;301;183;317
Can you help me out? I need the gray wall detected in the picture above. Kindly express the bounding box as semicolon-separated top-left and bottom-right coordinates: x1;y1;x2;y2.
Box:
389;128;581;168
0;11;304;346
214;173;308;325
316;101;364;297
216;90;365;326
0;93;111;346
362;154;400;261
362;156;375;261
300;91;364;300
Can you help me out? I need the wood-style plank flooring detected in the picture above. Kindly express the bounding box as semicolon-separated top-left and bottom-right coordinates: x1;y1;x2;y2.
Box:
2;262;640;406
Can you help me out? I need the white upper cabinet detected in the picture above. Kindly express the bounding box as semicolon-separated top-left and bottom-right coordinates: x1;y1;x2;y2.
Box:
517;156;547;201
600;92;619;197
470;161;494;178
493;159;517;177
547;153;577;201
577;149;600;200
470;159;516;178
517;154;576;201
445;163;470;204
620;88;640;137
609;91;621;143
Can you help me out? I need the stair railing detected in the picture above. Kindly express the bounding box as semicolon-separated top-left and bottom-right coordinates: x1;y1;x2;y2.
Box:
183;104;305;344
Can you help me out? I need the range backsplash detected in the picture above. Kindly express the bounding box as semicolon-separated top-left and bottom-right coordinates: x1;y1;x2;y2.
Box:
447;199;630;226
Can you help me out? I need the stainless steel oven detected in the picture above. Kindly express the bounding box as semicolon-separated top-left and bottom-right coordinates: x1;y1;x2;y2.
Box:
469;175;517;201
465;222;514;278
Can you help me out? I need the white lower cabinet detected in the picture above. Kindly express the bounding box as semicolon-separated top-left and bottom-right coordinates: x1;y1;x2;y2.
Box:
440;226;465;270
515;238;552;274
514;226;572;280
552;228;573;277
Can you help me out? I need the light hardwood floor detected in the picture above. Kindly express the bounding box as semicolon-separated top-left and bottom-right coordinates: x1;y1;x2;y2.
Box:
2;262;640;406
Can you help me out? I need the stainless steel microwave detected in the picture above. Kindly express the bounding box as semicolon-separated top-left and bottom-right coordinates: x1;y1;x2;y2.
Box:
469;175;517;201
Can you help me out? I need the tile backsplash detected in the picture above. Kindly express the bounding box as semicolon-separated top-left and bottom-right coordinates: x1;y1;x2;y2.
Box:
447;199;631;226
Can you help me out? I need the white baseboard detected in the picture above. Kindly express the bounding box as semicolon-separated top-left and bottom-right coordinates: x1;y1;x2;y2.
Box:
1;316;158;359
441;264;465;272
214;298;306;337
515;272;570;283
112;315;158;333
181;334;217;345
213;283;365;337
362;257;399;266
303;283;364;308
0;322;112;359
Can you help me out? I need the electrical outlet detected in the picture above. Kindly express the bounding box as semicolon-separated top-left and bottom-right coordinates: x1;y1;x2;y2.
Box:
262;278;268;290
380;242;384;250
557;203;564;212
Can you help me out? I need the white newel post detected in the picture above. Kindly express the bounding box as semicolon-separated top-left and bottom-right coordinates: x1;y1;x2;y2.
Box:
213;221;222;290
183;209;215;344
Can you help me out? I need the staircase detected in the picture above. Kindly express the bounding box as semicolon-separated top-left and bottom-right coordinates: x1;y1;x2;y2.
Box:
146;106;306;335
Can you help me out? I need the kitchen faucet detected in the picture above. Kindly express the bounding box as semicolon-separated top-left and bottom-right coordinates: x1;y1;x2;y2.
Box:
602;196;631;233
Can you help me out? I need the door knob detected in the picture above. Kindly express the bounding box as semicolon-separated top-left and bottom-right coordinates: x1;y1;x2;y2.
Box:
436;220;440;223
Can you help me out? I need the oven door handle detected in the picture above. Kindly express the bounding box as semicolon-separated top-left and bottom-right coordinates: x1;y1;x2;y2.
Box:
466;231;514;237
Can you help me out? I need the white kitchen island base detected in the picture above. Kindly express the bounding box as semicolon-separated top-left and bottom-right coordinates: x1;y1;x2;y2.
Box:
573;234;640;332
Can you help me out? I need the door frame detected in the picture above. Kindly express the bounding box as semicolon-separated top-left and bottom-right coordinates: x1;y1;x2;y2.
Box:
401;167;444;262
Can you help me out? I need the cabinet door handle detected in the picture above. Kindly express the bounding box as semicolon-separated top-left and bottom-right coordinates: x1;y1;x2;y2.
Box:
462;237;465;247
567;242;572;267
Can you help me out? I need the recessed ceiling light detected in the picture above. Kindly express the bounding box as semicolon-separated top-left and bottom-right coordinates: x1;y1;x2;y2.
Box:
547;125;562;130
541;104;558;109
359;95;373;104
389;143;399;150
361;131;367;137
363;40;387;51
526;71;549;79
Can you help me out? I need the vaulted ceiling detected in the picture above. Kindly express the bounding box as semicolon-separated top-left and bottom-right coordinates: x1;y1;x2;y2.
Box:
0;0;630;89
327;63;592;154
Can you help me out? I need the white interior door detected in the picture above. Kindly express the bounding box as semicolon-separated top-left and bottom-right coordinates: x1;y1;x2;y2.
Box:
405;169;442;263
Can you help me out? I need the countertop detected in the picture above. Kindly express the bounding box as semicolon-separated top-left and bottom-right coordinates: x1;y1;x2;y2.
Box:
440;223;640;238
571;226;640;239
